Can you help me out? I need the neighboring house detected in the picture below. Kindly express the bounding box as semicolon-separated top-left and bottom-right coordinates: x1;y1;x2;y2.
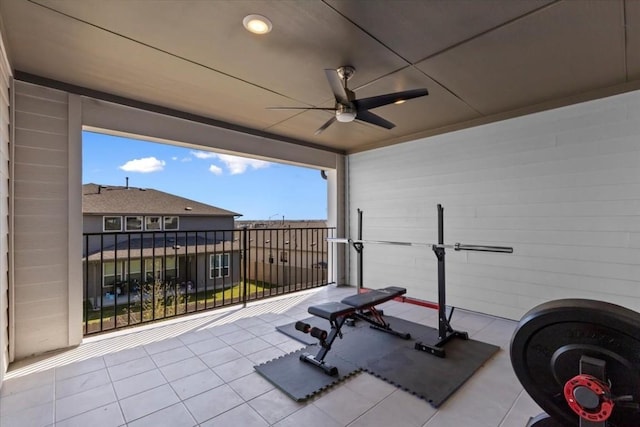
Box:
237;220;331;287
83;183;241;308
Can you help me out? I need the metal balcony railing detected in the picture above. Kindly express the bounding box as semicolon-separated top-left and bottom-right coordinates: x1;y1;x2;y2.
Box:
83;226;335;335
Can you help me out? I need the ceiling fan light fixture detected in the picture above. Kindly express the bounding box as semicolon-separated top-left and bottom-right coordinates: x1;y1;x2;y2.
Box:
336;111;356;122
336;104;356;122
243;14;272;34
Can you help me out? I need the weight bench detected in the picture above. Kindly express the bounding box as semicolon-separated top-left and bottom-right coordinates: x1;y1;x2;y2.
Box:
296;286;410;375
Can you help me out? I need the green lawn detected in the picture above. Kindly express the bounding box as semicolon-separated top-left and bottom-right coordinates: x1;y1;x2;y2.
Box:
84;282;277;326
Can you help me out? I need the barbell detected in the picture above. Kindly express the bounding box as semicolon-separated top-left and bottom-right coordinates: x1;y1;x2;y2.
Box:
326;237;513;253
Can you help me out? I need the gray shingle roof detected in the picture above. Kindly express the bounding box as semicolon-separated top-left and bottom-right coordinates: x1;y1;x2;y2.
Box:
83;184;241;217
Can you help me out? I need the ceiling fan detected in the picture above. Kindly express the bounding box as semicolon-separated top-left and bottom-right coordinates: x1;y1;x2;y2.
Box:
268;66;429;135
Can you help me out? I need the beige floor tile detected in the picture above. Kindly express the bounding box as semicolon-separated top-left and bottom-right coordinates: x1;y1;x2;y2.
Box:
183;384;244;424
119;384;180;423
127;402;197;427
248;388;305;425
55;383;117;422
54;402;124;427
170;369;224;400
113;369;167;399
200;403;269;427
228;371;275;401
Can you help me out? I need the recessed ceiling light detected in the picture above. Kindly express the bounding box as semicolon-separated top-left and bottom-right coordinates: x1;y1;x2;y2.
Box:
394;100;406;105
243;14;272;34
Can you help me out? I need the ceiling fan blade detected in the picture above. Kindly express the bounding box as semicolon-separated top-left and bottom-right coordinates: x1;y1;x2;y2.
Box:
355;110;395;130
314;116;337;135
267;106;336;111
354;88;428;111
324;69;349;104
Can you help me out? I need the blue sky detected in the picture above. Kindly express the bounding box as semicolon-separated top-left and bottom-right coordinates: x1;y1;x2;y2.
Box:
82;131;327;220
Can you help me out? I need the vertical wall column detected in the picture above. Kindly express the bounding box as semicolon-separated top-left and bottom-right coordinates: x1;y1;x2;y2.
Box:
326;155;348;285
67;95;82;347
13;81;81;359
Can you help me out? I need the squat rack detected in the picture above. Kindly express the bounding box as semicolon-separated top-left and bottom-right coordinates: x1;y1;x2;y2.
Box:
328;204;513;357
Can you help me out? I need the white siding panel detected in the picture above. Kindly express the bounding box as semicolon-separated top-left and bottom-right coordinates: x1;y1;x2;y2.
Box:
13;180;69;200
13;232;67;251
14;128;68;150
14;282;68;305
14;145;68;167
14;198;69;216
13;264;67;287
14;93;68;118
13;81;68;102
14;163;68;183
0;30;11;387
349;90;640;319
13;81;72;359
15;111;68;136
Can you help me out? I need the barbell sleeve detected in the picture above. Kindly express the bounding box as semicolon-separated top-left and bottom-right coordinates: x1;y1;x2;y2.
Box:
453;243;513;253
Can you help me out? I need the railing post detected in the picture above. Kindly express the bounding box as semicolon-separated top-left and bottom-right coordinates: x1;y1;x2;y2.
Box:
242;226;248;307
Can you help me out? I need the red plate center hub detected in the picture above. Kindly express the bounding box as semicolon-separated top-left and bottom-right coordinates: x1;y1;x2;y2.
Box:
564;374;614;422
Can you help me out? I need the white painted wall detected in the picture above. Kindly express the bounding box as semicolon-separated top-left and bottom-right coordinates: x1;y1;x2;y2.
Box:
349;91;640;320
0;27;12;385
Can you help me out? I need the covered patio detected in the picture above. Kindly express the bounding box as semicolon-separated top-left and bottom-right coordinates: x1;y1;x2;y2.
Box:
0;1;639;426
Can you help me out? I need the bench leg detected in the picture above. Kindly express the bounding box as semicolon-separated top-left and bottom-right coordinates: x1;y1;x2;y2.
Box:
353;307;411;340
300;316;347;376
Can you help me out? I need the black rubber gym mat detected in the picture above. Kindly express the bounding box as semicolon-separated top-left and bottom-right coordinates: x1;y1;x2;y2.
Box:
362;325;500;407
260;316;499;407
254;347;360;401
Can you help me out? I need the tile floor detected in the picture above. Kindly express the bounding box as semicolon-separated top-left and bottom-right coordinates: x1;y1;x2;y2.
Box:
0;285;543;427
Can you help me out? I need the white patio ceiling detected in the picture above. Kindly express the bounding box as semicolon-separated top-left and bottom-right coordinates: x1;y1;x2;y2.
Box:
1;0;639;153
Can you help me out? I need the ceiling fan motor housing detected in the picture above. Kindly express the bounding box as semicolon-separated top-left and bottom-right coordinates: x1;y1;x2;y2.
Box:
337;66;356;82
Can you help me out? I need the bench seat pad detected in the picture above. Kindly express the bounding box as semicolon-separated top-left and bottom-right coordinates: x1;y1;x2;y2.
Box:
308;302;354;321
341;286;406;309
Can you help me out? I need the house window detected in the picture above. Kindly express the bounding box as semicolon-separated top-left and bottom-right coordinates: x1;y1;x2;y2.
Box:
125;216;143;231
144;258;163;283
280;251;288;263
145;216;162;231
164;216;179;230
127;259;142;286
210;253;230;278
103;216;122;232
165;256;177;283
104;260;143;285
103;260;125;287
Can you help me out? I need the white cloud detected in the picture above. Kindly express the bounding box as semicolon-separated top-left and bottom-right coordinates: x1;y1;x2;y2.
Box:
209;165;223;175
171;156;178;161
191;150;270;175
119;157;165;173
191;150;217;159
217;154;270;175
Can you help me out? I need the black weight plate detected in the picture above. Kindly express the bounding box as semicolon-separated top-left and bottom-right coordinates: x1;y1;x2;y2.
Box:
511;299;640;427
526;413;564;427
